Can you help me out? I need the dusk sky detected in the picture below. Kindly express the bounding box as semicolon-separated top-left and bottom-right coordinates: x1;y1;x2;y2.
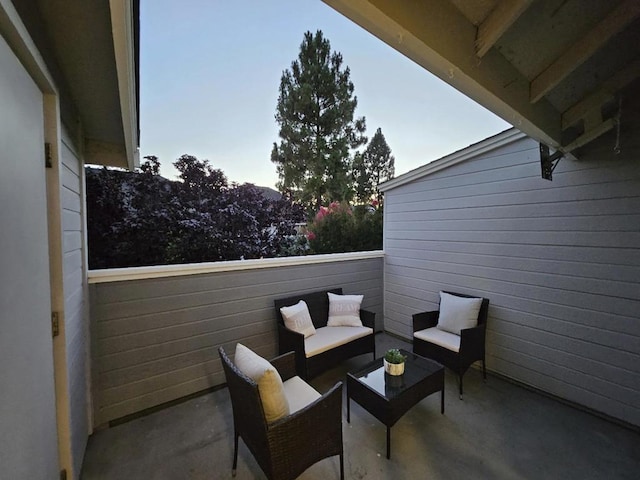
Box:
140;0;511;189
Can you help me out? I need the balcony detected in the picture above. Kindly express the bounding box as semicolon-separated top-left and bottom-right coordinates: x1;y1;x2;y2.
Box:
4;1;639;478
81;332;639;479
83;252;639;478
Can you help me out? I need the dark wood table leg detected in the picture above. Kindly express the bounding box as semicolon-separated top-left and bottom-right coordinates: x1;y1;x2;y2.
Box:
347;396;351;423
441;386;445;414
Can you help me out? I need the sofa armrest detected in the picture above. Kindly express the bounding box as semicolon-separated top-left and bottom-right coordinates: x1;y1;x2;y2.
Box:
277;324;307;377
270;351;297;382
412;310;439;332
359;309;376;331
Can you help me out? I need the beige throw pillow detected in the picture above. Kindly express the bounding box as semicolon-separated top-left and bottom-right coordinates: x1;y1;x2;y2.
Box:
234;343;290;423
436;292;482;336
280;300;316;337
327;292;364;327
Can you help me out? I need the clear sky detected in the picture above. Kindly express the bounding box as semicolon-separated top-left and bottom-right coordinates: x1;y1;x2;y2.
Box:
140;0;511;189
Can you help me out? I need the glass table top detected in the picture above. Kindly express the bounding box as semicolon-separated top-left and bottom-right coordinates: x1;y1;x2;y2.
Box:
349;349;443;400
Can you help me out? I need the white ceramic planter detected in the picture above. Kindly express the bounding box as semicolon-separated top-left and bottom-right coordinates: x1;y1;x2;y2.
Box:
383;359;405;376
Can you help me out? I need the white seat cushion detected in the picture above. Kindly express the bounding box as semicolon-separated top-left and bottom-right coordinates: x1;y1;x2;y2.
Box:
304;326;373;358
437;292;482;335
283;376;321;414
234;343;290;423
414;327;460;352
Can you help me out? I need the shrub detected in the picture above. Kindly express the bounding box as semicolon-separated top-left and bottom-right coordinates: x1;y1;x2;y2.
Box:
306;201;382;254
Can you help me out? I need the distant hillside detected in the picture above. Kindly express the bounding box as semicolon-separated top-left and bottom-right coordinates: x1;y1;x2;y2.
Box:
253;185;282;201
86;167;282;202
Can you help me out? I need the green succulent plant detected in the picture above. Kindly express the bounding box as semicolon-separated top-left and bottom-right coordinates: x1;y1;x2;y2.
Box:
384;348;407;364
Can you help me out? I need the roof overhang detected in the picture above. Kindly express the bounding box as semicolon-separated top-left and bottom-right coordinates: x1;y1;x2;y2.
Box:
4;0;139;170
323;0;640;161
379;128;526;192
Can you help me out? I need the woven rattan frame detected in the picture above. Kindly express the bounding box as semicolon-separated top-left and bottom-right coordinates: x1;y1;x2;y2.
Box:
412;291;490;398
218;347;344;479
274;288;376;379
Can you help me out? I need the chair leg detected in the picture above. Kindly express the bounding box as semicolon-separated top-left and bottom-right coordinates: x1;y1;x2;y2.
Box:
459;373;464;400
339;452;344;480
232;432;239;477
483;357;487;382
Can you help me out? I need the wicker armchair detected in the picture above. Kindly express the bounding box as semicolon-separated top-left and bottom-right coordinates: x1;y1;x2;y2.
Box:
412;291;490;398
218;347;344;479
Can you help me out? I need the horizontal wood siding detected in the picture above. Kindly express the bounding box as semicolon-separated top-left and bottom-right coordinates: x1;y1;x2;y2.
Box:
90;256;383;425
60;129;90;475
383;133;640;427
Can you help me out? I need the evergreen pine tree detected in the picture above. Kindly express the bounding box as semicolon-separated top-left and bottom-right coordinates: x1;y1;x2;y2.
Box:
271;30;366;215
354;127;395;203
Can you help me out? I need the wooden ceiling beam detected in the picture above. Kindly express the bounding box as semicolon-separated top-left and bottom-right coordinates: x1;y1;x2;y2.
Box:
323;0;562;148
530;0;640;104
475;0;532;58
562;118;615;153
562;58;640;130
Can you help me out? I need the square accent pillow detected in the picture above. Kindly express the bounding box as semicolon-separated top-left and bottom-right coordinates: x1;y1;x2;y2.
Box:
280;300;316;338
234;343;290;423
327;292;364;327
436;292;483;336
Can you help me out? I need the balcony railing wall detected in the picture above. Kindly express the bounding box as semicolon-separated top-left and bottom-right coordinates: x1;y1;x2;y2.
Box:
88;252;384;426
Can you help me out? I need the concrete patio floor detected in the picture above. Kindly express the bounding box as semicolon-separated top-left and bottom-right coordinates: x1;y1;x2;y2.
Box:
81;334;639;479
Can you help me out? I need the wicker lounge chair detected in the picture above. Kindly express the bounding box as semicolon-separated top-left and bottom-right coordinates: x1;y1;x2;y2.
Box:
412;291;489;398
218;346;344;479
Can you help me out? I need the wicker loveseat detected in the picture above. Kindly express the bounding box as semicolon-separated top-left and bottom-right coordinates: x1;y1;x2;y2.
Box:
274;288;376;379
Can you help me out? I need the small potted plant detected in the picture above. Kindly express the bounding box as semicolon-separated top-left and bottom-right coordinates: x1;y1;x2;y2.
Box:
383;348;407;376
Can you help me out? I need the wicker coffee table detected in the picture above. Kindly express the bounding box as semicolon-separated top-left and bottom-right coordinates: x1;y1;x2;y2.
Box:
346;349;444;459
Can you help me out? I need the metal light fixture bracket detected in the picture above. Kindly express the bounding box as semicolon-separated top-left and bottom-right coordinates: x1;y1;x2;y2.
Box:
539;143;564;181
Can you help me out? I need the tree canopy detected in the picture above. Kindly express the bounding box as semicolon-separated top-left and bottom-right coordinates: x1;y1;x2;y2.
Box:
353;127;395;203
271;30;367;215
86;156;304;269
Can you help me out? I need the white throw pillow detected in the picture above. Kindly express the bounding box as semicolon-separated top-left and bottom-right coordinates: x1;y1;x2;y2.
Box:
436;292;482;336
327;292;364;327
234;343;290;423
280;300;316;338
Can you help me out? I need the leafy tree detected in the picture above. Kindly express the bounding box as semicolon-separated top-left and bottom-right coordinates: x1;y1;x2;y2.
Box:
86;165;177;268
174;154;228;197
166;155;306;263
353;127;395;204
86;156;305;268
271;30;367;215
139;155;161;175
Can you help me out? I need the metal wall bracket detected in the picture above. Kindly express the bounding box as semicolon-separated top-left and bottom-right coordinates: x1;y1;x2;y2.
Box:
539;143;564;181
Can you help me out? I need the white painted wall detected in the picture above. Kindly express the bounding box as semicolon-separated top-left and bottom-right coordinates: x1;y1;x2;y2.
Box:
0;32;59;479
382;131;640;427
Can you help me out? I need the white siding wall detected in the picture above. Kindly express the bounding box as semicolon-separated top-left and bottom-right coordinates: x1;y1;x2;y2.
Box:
60;127;90;476
383;133;640;427
89;256;383;425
